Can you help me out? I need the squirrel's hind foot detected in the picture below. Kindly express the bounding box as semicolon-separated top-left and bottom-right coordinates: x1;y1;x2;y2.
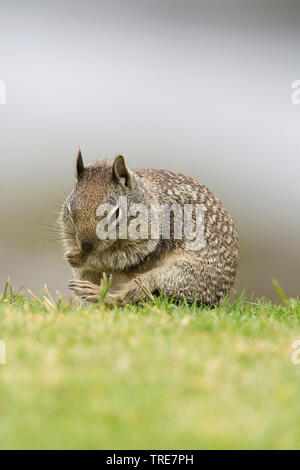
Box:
68;279;100;302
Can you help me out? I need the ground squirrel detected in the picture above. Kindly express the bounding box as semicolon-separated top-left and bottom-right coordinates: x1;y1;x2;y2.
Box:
60;151;239;306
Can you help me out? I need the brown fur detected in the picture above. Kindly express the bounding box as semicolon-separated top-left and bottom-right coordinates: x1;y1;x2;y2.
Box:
60;152;239;306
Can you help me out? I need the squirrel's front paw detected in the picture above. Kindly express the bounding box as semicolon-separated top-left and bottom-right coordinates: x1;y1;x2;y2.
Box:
101;292;125;307
68;280;100;303
65;248;86;268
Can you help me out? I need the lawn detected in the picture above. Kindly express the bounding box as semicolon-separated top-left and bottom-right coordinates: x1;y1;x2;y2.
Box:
0;282;300;449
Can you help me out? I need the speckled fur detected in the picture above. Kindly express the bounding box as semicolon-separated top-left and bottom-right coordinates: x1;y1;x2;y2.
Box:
60;153;239;306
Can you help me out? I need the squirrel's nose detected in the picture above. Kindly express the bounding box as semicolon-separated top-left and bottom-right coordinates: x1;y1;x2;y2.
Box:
80;238;95;254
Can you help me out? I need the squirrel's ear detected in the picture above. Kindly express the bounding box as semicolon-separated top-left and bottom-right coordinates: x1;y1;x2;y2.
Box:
112;155;135;188
76;150;85;179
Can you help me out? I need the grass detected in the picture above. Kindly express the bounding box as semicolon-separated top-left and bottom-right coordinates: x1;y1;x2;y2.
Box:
0;280;300;449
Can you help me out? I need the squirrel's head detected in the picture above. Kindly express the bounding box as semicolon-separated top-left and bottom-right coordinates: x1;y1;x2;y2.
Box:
61;151;158;270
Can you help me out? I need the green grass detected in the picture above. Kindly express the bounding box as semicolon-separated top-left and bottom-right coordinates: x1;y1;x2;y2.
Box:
0;282;300;449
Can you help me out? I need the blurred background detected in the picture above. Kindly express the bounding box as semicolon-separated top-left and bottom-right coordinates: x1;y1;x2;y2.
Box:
0;0;299;300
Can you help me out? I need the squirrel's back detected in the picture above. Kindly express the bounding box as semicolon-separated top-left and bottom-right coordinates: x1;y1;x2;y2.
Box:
135;167;239;258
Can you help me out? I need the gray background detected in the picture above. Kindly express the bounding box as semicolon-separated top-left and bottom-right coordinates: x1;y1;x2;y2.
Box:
0;0;299;299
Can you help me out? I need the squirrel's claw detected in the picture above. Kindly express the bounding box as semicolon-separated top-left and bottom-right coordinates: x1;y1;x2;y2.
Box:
81;295;100;303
